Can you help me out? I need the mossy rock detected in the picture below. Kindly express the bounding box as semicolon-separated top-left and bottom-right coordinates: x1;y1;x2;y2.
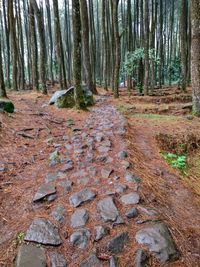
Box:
0;99;15;113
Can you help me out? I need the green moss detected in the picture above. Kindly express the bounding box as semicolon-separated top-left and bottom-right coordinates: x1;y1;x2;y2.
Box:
0;99;15;113
131;113;177;121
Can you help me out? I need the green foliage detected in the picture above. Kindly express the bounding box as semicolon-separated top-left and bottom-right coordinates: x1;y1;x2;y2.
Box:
161;151;187;174
12;232;25;247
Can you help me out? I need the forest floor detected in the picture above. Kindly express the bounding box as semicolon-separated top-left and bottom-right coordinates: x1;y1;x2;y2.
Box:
0;86;200;267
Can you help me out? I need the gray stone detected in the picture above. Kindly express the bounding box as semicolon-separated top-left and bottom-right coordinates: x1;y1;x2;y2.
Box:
115;184;127;194
135;223;178;263
70;229;91;249
80;253;102;267
125;208;138;218
95;225;109;241
113;216;125;226
45;173;59;183
71;209;89;228
125;172;141;183
65;144;72;150
60;161;74;172
96;133;104;142
87;166;97;176
0;99;14;113
15;244;46;267
109;256;119;267
96;155;107;162
118;151;128;159
49;252;67;267
139;207;158;216
107;232;128;253
97;146;110;153
47;193;57;202
101;168;113;178
25;218;62;245
59;180;73;192
120;193;140;205
33;184;56;202
135;249;149;267
49;88;76;108
97;197;119;222
69;188;96;207
51;205;66;223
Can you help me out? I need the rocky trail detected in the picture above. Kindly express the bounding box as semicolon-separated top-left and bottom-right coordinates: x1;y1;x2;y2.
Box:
0;93;199;266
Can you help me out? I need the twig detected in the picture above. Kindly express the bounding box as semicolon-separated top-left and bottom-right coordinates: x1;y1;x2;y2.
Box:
16;132;34;139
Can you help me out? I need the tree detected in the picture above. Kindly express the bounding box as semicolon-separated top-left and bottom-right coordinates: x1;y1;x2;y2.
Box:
191;0;200;115
144;0;150;95
72;0;86;109
0;34;7;98
79;0;97;94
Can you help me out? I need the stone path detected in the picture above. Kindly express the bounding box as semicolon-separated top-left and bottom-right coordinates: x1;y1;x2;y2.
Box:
16;96;179;266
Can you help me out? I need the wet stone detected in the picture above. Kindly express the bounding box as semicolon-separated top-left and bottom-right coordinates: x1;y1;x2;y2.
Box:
45;172;59;183
135;249;149;267
115;184;128;194
71;209;89;228
50;252;68;267
69;188;96;207
109;256;119;267
80;252;102;267
118;151;128;159
58;180;73;193
51;205;66;223
97;197;119;222
95;225;109;241
16;244;46;267
70;229;91;249
125;208;138;219
101;168;113;178
25;218;62;245
120;193;140;205
33;183;56;202
135;223;179;263
107;232;129;253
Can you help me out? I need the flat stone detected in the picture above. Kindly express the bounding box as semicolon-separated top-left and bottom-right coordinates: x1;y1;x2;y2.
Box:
125;172;141;183
51;205;66;223
120;193;140;205
135;223;178;263
95;225;109;241
101;168;113;178
71;209;89;228
33;184;56;202
16;244;46;267
125;208;138;218
70;229;91;249
139;207;159;216
97;197;119;222
45;173;59;183
107;232;128;253
47;193;57;202
110;256;119;267
58;180;73;192
115;184;127;194
69;189;96;207
49;252;67;267
80;252;102;267
135;249;149;267
118;151;128;159
25;218;62;245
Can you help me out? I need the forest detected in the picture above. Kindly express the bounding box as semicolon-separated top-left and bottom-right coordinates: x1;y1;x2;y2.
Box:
0;0;200;267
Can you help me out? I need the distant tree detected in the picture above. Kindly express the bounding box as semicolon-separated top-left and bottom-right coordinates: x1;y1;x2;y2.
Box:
191;0;200;115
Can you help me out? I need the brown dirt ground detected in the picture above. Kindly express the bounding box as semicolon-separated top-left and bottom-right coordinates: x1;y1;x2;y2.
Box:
0;87;200;267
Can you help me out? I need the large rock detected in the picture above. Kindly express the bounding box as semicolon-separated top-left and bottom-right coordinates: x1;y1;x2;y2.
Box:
15;244;46;267
71;209;89;228
107;232;129;253
69;188;96;207
135;223;178;263
49;86;94;108
97;197;119;222
25;218;62;245
0;99;14;113
33;184;56;202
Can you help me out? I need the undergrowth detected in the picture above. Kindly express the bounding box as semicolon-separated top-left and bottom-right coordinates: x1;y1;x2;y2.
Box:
161;151;187;175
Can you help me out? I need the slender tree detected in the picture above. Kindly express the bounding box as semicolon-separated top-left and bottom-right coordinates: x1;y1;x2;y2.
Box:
191;0;200;115
0;34;7;98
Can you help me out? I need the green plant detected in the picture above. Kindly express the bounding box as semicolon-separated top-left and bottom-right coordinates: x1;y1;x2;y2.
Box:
12;232;25;247
161;151;187;174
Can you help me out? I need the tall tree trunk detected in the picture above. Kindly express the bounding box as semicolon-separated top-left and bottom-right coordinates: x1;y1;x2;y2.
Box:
72;0;86;109
112;0;120;98
180;0;188;91
0;34;7;98
80;0;97;94
144;0;149;95
191;0;200;115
